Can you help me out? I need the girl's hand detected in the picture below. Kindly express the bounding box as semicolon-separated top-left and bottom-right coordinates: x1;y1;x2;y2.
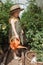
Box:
15;34;19;40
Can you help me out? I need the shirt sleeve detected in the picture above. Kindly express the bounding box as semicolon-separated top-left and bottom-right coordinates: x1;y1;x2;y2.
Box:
10;18;14;24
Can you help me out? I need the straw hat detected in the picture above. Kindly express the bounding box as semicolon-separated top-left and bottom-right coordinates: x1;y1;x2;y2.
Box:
10;4;24;12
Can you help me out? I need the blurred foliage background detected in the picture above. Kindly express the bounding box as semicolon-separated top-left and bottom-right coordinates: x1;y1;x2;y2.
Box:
21;0;43;51
0;0;13;52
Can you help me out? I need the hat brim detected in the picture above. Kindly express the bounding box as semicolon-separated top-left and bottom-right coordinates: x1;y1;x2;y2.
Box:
10;8;24;12
20;8;24;11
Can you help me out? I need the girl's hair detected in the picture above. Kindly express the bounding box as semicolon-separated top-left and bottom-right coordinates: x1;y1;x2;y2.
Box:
10;10;15;16
18;17;20;20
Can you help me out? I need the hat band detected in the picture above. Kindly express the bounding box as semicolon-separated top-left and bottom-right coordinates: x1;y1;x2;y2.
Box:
10;8;21;12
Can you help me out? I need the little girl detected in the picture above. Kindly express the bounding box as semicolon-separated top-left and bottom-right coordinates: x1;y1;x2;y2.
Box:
9;4;24;59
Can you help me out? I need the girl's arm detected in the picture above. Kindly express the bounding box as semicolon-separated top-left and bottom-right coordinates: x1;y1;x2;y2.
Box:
10;19;19;39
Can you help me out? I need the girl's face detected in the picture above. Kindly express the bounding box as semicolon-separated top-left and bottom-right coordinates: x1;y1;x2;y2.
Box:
13;9;20;18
